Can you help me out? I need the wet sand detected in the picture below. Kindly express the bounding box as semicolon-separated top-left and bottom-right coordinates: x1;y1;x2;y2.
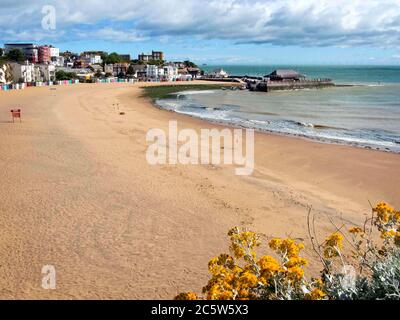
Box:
0;81;399;299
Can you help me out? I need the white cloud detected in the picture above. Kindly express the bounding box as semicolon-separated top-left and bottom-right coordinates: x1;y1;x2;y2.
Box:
76;28;148;42
0;0;399;47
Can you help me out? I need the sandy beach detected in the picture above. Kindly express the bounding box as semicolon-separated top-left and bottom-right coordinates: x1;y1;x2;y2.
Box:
0;81;399;299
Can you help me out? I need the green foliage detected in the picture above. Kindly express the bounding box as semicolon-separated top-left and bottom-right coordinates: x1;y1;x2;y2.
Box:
56;70;78;80
184;60;198;68
5;49;25;62
126;65;135;76
103;52;122;64
323;248;400;300
131;59;144;65
147;59;165;67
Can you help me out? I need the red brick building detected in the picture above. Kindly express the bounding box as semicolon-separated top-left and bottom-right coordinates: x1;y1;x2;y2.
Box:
38;46;51;64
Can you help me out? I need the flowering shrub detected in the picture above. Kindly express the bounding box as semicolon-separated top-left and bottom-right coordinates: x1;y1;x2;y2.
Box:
175;202;400;300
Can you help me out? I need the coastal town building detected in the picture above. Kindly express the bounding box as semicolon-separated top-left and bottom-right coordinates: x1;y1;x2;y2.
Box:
38;46;51;64
129;65;147;79
5;43;39;63
209;68;229;78
104;64;114;75
37;64;56;82
113;63;130;76
118;54;131;62
89;64;103;74
163;65;179;81
103;63;130;76
187;67;202;79
146;65;159;79
1;43;197;85
171;62;186;69
52;56;65;67
82;51;106;57
138;51;164;62
9;62;36;83
4;43;61;66
8;61;56;83
178;68;188;75
49;47;60;58
80;53;103;65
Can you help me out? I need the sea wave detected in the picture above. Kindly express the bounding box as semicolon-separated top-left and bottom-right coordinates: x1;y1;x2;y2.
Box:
155;96;400;153
175;90;218;96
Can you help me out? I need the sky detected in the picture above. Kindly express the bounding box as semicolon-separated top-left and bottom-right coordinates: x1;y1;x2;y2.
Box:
0;0;400;65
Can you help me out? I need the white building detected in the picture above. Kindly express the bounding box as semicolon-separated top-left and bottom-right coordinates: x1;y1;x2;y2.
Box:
146;65;159;79
38;64;56;82
52;55;64;67
163;65;178;81
82;54;102;65
211;68;229;78
104;64;114;75
158;68;165;78
10;62;36;83
49;47;60;58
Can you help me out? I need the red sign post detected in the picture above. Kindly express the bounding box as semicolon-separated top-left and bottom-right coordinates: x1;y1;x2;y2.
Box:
11;109;22;123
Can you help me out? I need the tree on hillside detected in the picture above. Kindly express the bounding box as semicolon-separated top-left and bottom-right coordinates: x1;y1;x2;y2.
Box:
103;52;122;64
56;70;77;80
184;60;198;68
0;48;4;57
147;59;165;67
6;49;25;62
126;65;135;77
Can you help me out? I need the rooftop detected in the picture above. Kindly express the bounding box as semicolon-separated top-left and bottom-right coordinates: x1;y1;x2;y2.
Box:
266;69;305;79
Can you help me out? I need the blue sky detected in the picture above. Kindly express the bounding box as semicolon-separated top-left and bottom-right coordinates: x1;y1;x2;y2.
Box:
1;0;400;65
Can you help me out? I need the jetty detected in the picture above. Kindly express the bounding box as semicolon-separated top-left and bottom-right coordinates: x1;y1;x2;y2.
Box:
247;69;334;92
200;69;334;92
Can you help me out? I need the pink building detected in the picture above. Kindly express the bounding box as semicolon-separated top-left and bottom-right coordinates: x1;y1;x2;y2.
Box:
38;46;51;64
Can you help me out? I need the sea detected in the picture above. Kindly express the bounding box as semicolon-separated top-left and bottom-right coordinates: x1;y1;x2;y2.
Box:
156;65;400;152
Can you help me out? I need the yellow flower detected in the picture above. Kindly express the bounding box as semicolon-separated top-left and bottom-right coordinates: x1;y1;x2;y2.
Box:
287;266;304;281
239;271;258;287
229;228;260;259
219;291;234;300
381;230;397;239
314;278;324;286
306;288;326;300
269;238;305;259
325;232;344;247
269;238;282;250
349;227;363;235
208;254;235;275
175;292;198;300
374;202;395;223
323;232;344;259
285;257;308;268
258;255;280;272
